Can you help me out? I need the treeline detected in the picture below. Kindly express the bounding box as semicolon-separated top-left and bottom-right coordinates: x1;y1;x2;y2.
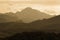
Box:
2;31;60;40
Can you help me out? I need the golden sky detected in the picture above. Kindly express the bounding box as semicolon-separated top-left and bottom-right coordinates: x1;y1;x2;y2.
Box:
0;0;60;15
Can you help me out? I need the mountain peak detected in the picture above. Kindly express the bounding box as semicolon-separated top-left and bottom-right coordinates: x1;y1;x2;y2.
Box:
21;7;33;12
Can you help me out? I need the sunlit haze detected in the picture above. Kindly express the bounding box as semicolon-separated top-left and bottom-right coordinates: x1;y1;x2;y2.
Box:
0;0;60;15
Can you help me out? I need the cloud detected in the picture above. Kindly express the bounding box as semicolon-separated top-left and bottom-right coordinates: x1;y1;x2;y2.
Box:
0;0;60;5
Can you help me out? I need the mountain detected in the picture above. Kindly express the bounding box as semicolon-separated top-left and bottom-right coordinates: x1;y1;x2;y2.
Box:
0;7;56;38
16;7;53;23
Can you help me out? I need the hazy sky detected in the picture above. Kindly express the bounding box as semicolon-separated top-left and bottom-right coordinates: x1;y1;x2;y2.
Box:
0;0;60;15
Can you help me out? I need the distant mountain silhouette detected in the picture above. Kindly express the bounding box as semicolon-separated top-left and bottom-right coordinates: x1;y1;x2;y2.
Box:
16;7;53;23
0;7;53;23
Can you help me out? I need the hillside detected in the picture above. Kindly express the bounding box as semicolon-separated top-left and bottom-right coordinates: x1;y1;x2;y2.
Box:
0;13;18;23
28;15;60;32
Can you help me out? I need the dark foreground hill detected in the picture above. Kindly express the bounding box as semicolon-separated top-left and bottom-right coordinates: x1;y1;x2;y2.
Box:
3;31;60;40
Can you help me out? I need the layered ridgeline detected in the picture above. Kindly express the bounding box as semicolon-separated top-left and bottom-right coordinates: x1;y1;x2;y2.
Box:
0;15;60;38
0;7;56;38
0;7;53;23
0;16;60;32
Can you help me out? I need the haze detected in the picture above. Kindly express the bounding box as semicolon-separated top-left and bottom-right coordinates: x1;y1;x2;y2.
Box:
0;0;60;15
